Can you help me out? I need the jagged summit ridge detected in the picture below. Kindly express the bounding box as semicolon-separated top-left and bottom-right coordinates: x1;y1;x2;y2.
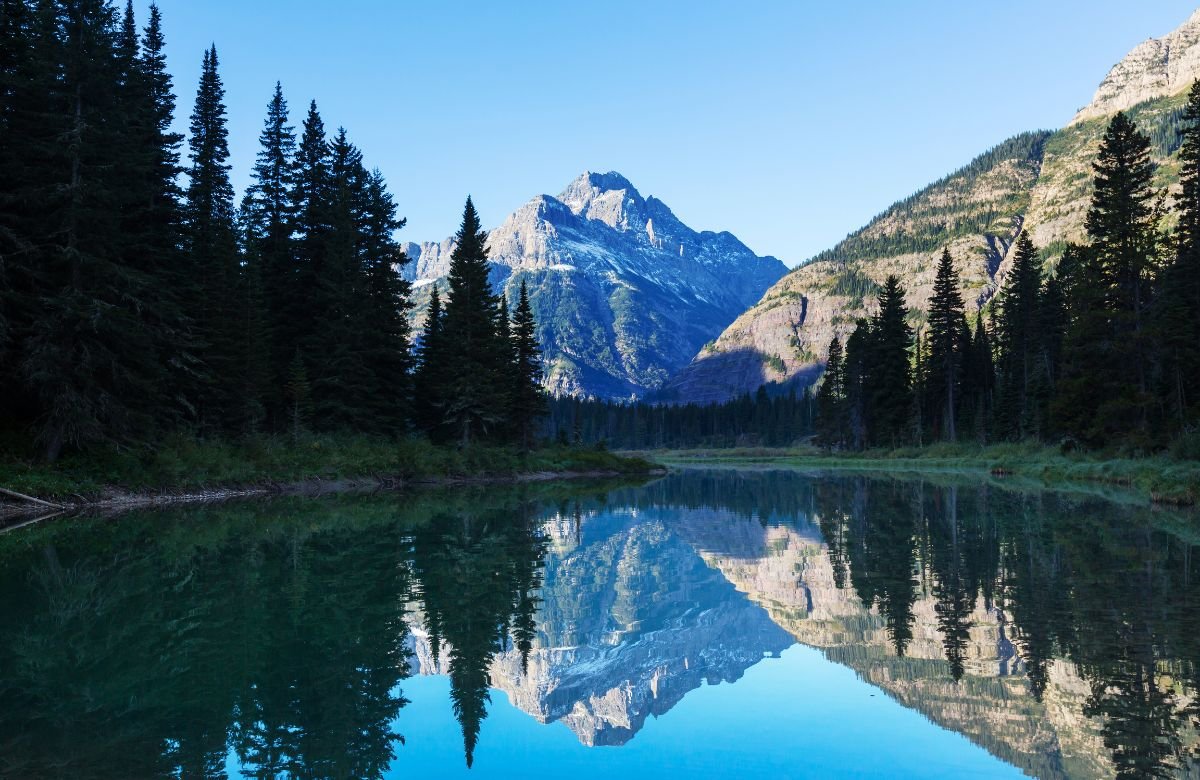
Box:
1072;8;1200;124
402;171;787;399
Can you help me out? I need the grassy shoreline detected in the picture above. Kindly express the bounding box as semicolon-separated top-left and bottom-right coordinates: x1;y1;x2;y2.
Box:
636;443;1200;506
0;435;657;515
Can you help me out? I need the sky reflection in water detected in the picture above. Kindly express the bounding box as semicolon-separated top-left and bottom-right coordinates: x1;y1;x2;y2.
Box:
2;469;1197;779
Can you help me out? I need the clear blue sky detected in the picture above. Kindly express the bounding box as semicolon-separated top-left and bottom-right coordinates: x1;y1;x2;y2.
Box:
147;0;1199;266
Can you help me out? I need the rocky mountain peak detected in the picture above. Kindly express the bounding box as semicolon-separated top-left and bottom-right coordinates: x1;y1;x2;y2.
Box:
402;170;786;399
1071;8;1200;124
557;170;647;230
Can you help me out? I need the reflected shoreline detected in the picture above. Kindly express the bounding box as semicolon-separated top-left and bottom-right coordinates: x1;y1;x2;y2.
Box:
0;470;1197;778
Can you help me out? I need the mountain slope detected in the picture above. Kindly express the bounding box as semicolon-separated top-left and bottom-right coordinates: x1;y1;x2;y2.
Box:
662;133;1049;402
402;172;786;399
665;10;1200;403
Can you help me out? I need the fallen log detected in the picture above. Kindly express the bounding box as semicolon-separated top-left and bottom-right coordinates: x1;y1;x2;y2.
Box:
0;486;65;510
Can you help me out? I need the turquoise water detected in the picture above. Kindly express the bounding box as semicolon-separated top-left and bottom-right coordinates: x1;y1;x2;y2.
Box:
1;469;1197;778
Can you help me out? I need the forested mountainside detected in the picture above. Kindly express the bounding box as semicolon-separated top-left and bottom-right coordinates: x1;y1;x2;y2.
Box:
665;9;1200;403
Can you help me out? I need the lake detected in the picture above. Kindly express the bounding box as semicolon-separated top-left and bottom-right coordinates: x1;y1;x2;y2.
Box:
1;468;1197;779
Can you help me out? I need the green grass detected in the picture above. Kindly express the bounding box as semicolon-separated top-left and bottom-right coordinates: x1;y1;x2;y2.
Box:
638;442;1200;506
0;434;657;503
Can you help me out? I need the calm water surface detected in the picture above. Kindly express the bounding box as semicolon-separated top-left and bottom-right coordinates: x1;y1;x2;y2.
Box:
1;469;1198;779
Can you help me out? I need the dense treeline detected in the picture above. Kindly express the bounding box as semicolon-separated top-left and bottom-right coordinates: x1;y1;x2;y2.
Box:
0;1;544;460
817;93;1200;453
544;385;814;449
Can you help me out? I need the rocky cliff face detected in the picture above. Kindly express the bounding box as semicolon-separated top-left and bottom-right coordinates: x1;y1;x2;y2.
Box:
1072;9;1200;124
402;172;786;399
665;9;1200;403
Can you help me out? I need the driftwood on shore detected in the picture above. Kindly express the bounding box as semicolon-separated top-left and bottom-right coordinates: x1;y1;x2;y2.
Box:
0;486;64;510
0;468;666;526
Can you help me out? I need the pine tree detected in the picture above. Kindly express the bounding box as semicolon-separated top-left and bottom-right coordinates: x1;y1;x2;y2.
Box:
868;275;913;448
242;81;296;420
414;285;447;436
1038;270;1068;399
121;2;194;426
359;167;414;431
496;292;515;436
911;329;926;445
235;235;270;433
925;249;968;441
510;280;546;450
963;311;994;442
440;197;507;445
310;127;368;429
994;233;1044;439
1156;80;1200;432
1085;111;1160;437
1056;113;1161;445
0;0;61;435
844;319;873;450
17;0;164;459
1052;243;1110;443
184;44;242;429
815;336;846;449
289;100;332;360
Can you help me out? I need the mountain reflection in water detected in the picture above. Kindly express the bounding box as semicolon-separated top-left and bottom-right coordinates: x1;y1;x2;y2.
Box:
0;469;1197;779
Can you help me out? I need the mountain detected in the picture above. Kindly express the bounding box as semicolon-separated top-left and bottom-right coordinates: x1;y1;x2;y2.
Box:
664;10;1200;403
401;172;787;399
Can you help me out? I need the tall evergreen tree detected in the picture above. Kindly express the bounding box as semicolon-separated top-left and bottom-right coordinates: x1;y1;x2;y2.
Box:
359;167;414;430
1156;79;1200;432
127;2;193;424
1053;243;1111;443
843;319;873;450
17;0;164;459
1086;111;1160;435
815;336;846;449
925;248;968;441
868;275;913;448
994;233;1044;439
440;197;507;445
1038;269;1068;401
414;285;447;436
962;311;995;443
309;126;368;429
1056;113;1161;445
242;81;296;421
0;1;66;434
510;280;546;450
184;44;242;428
289;100;332;359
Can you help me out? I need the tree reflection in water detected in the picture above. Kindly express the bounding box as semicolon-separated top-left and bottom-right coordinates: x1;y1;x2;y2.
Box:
0;472;1198;778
